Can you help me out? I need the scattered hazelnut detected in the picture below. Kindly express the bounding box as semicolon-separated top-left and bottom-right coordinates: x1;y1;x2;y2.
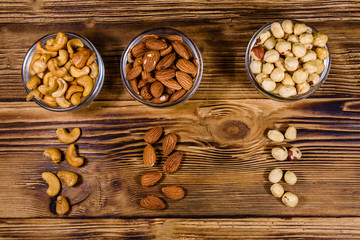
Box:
284;171;297;185
300;49;317;63
268;168;283;183
303;60;318;74
270;183;285;198
262;63;274;75
251;45;265;60
275;58;286;72
315;59;325;74
285;126;297;140
282;73;295;86
284;57;299;71
271;146;288;161
287;34;299;43
288;147;302;161
299;33;313;45
307;73;320;86
275;41;291;55
255;73;268;84
282;192;299;207
296;82;311;94
257;30;272;45
267;130;284;142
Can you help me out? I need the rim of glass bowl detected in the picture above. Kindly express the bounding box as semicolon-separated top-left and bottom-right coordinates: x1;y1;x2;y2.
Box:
245;21;331;101
120;27;203;108
22;32;105;112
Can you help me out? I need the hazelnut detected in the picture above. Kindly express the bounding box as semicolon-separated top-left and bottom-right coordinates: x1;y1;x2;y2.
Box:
284;57;299;71
314;59;325;74
255;73;268;84
313;32;328;47
299;33;313;45
270;68;285;82
284;52;295;58
288;147;302;161
279;85;297;98
275;41;291;55
282;73;295;86
250;60;262;74
300;49;317;63
263;49;280;63
292;43;307;58
271;146;288;161
257;30;272;45
271;22;285;39
292;68;309;84
285;126;297;140
296;82;311;95
267;129;284;142
315;47;329;60
262;63;274;75
262;78;276;92
251;45;265;60
270;183;285;198
282;20;294;34
294;23;307;35
284;171;297;185
282;192;299;207
287;34;299;43
271;83;282;95
268;168;283;183
275;58;286;72
307;73;320;86
303;43;313;50
263;37;276;50
303;60;318;74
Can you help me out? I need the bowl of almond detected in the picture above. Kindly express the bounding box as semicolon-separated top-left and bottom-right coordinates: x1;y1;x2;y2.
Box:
120;28;203;107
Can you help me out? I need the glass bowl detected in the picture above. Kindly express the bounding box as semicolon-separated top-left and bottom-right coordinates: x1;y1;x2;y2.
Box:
120;28;203;107
22;32;105;111
245;20;331;101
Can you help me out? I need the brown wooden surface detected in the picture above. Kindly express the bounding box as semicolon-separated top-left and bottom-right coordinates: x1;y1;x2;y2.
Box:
1;0;360;238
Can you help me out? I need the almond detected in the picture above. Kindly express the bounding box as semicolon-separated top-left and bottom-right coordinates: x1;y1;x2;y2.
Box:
156;53;176;70
140;195;165;210
176;71;193;90
145;39;167;51
184;43;194;59
137;79;148;89
140;85;152;100
130;79;139;94
144;126;163;144
162;186;185;200
143;144;157;166
172;41;190;60
125;63;132;74
142;71;156;83
166;35;183;42
143;50;160;72
165;87;175;95
162;133;177;156
155;69;176;81
163;151;183;173
141;34;159;43
169;89;187;103
160;45;173;56
150;81;164;98
131;43;147;58
133;57;143;67
140;171;162;187
159;78;182;91
126;65;142;80
176;59;197;76
151;94;170;104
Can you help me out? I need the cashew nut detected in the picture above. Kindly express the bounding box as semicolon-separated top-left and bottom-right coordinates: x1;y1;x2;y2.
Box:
46;32;68;52
43;72;54;85
36;41;57;57
32;54;51;74
67;39;84;58
76;75;93;97
42;95;58;107
71;92;82;105
41;172;61;197
26;76;41;90
55;96;71;108
26;89;43;102
37;72;44;79
38;76;58;95
89;62;98;79
29;53;41;76
56;196;70;215
56;127;81;144
64;59;73;71
57;170;78;187
46;38;55;46
66;144;84;167
65;85;84;99
62;73;74;82
47;59;67;78
86;51;96;66
69;65;90;78
52;78;68;98
43;148;62;163
55;49;69;66
72;48;91;68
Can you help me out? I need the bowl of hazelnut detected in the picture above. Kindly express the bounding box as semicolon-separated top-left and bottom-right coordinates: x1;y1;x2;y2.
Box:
245;20;331;100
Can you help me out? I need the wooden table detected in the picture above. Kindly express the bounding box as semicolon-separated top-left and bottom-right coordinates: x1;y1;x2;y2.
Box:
1;0;360;238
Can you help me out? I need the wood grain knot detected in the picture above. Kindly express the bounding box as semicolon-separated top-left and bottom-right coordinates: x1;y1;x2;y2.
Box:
213;120;249;141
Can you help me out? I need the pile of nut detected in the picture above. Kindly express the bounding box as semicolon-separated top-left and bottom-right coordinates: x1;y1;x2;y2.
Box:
250;20;329;98
126;34;199;104
26;32;99;108
41;127;86;215
139;127;186;210
268;168;298;207
268;126;301;162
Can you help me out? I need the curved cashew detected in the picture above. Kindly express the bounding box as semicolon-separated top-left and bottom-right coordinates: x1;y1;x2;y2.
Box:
69;65;90;78
46;32;68;52
71;92;82;105
42;95;58;107
89;62;98;79
47;59;67;77
46;38;55;46
38;76;58;95
36;41;57;57
41;172;61;197
57;170;78;187
64;59;73;71
65;85;84;99
86;51;96;66
72;48;91;68
66;144;84;167
37;72;44;79
56;127;81;143
43;72;54;85
32;54;51;74
63;73;74;82
43;148;62;163
29;53;41;76
76;75;93;97
56;196;70;215
26;89;43;102
55;96;71;108
52;78;68;98
67;39;84;58
55;49;69;66
26;76;41;90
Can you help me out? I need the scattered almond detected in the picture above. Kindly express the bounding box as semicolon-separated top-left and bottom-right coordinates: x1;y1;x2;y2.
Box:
142;34;159;43
162;133;177;156
130;79;139;94
140;195;166;210
144;126;163;144
167;35;183;42
141;171;162;187
143;144;157;167
140;85;153;100
163;151;183;173
162;186;185;200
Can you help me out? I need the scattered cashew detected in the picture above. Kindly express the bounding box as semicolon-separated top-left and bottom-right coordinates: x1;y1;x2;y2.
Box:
65;85;84;100
56;196;70;215
89;62;98;79
42;95;58;107
56;127;81;144
41;172;61;197
52;78;68;98
76;75;93;97
57;170;78;187
26;76;41;90
55;96;72;108
43;148;62;163
69;65;90;78
55;49;69;66
47;59;67;78
86;51;96;66
38;76;58;95
29;53;41;76
36;41;57;57
26;89;43;102
46;32;68;52
66;144;84;167
72;48;91;68
67;39;84;58
71;92;82;105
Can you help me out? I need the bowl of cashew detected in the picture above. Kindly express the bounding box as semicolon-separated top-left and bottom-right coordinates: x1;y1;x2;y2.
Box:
22;32;105;111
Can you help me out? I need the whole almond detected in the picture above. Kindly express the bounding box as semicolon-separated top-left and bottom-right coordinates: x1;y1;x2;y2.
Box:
130;79;139;94
150;81;164;98
176;58;197;76
125;63;132;74
140;195;165;210
132;43;147;58
133;57;143;67
140;85;153;100
169;89;187;103
167;35;183;42
159;78;182;90
126;65;142;80
137;79;148;89
162;186;185;200
141;34;159;43
176;71;193;90
151;94;169;104
140;171;162;187
143;144;157;167
160;45;173;56
143;50;160;72
146;39;167;50
172;41;190;60
144;126;163;144
162;133;177;156
155;69;176;81
156;53;176;70
165;87;175;95
163;151;183;173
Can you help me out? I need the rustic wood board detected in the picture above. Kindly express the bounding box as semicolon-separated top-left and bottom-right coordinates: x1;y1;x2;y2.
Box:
1;0;360;238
